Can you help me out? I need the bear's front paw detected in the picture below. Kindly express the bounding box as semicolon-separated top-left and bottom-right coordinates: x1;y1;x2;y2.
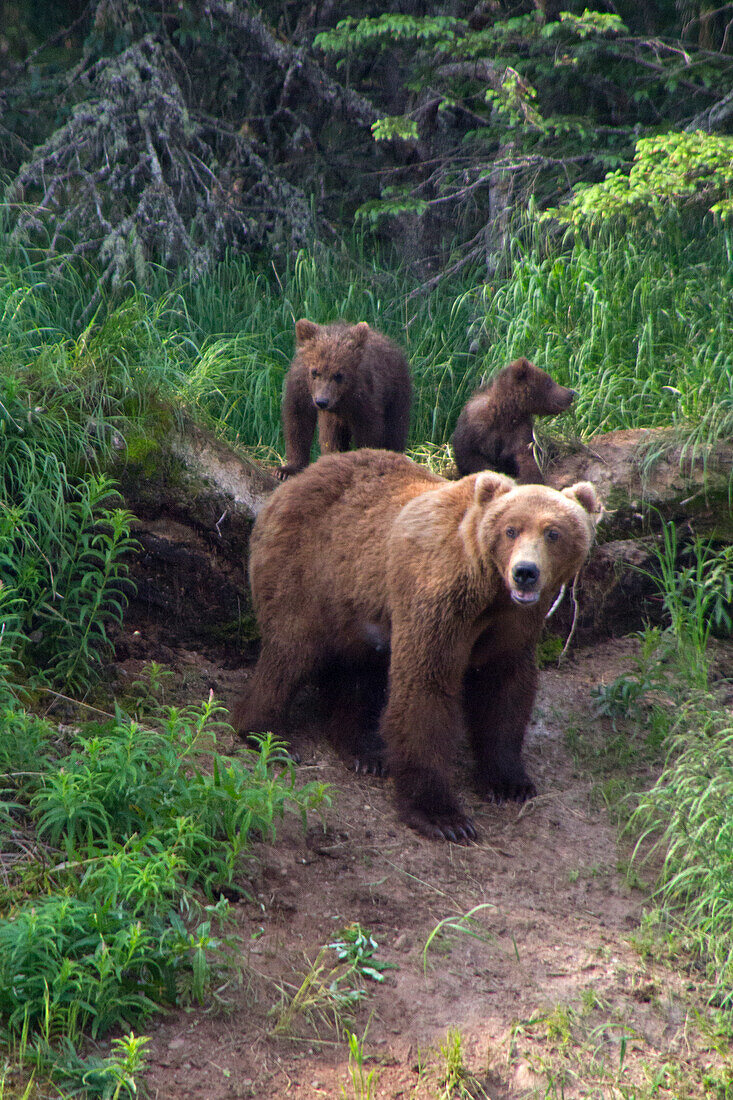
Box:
275;464;302;481
481;773;537;804
400;806;477;844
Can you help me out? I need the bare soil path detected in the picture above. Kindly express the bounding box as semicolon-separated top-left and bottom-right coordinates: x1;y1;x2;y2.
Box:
113;637;731;1100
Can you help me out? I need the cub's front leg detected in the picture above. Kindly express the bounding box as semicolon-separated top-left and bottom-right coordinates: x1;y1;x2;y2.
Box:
278;367;317;479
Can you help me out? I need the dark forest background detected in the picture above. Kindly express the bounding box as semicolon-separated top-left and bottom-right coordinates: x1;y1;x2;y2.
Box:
2;0;733;293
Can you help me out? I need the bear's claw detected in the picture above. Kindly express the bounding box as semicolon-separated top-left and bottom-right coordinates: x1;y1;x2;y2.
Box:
402;807;477;843
275;464;300;481
482;776;537;803
353;756;388;777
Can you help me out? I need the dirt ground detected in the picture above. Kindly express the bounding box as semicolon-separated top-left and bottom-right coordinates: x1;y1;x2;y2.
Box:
113;636;732;1100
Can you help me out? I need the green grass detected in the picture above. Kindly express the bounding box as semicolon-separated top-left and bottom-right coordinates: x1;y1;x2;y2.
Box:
2;218;731;464
630;705;733;1010
578;529;733;1011
480;219;733;445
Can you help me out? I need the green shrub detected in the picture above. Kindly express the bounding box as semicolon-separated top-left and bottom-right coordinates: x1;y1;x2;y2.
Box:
0;372;137;691
0;694;329;1094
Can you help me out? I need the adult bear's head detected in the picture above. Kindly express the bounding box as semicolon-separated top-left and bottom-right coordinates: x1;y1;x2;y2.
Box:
467;473;601;605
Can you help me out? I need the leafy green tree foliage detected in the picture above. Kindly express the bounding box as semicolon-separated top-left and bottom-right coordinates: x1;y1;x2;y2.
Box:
548;130;733;225
315;6;733;270
3;1;733;282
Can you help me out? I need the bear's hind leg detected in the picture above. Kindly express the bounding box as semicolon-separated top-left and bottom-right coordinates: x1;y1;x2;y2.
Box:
317;659;389;775
463;650;538;802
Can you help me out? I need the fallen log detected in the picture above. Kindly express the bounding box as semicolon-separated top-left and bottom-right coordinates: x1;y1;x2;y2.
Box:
114;425;732;656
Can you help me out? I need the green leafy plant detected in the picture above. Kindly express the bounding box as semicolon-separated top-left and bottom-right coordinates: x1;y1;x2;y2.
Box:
423;903;495;975
591;627;672;728
340;1028;379;1100
0;371;138;692
0;688;328;1094
34;477;138;691
273;923;390;1036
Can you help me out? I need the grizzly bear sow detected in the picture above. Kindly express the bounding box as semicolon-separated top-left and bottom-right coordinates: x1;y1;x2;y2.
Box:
276;319;412;479
233;450;600;842
451;358;575;483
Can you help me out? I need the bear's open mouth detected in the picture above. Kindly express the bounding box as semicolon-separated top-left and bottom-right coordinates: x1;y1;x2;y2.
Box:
510;588;540;606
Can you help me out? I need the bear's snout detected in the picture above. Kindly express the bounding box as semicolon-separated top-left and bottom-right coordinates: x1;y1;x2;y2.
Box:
314;396;330;409
550;385;576;413
510;560;541;604
512;560;539;588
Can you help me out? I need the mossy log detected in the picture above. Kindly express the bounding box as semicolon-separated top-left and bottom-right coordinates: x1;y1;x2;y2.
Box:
115;425;731;657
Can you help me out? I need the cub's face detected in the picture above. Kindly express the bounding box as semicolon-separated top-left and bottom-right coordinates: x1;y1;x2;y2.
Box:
476;477;600;606
509;358;575;417
295;318;369;412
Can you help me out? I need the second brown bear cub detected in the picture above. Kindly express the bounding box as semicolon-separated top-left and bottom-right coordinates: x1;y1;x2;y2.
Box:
452;358;575;483
276;319;412;479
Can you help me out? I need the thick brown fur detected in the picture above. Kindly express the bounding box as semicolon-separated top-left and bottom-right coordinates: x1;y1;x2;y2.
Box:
233;449;600;842
451;358;575;483
276;319;412;479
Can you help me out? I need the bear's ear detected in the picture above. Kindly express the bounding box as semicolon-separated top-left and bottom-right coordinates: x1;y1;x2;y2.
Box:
561;481;602;518
474;470;515;508
350;321;370;348
510;357;532;381
295;319;319;345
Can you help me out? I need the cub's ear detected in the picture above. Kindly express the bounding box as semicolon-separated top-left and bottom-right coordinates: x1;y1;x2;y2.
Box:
350;321;370;348
474;470;515;508
561;481;602;519
510;357;533;381
295;319;319;345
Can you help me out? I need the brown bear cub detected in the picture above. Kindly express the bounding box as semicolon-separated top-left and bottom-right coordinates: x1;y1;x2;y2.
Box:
233;449;600;842
451;358;575;483
276;319;412;479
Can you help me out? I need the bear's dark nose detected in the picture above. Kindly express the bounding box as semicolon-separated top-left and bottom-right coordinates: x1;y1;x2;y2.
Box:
512;561;540;589
314;397;330;409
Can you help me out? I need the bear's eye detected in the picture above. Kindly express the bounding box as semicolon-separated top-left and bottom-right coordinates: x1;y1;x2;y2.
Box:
311;369;319;379
333;372;344;383
505;526;518;540
545;528;560;542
